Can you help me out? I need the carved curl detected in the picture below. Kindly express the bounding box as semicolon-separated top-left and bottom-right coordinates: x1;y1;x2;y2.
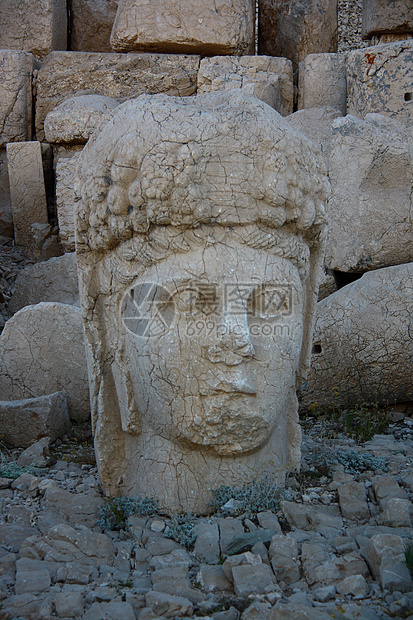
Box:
75;91;329;266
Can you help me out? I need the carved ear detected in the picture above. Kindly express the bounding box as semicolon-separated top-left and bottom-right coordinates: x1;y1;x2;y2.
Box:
112;360;142;435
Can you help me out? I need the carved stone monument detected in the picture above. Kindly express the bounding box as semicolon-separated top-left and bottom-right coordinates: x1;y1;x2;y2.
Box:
75;91;328;513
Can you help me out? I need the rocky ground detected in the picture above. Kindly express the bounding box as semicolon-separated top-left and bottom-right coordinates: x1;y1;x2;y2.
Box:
0;240;31;332
1;409;413;619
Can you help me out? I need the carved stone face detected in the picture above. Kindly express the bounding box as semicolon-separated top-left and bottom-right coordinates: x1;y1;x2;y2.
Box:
121;237;304;456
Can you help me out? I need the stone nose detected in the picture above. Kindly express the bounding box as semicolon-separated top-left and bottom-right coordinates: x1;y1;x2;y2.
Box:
206;311;255;366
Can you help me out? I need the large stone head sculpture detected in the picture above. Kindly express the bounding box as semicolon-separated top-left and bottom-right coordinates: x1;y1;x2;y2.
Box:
75;91;328;513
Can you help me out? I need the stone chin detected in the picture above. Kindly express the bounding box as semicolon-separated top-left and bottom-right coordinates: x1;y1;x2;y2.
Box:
178;394;273;456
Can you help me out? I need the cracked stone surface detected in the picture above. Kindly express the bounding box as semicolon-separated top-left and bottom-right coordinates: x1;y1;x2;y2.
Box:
297;54;347;115
71;0;120;52
0;392;69;448
8;253;79;315
325;113;413;272
362;0;413;40
197;55;294;116
44;95;120;145
0;50;34;148
347;40;413;125
75;90;328;513
56;151;84;252
34;52;200;141
300;263;413;410
0;0;66;59
0;302;89;422
110;0;255;55
6;141;49;257
286;107;343;167
258;0;338;69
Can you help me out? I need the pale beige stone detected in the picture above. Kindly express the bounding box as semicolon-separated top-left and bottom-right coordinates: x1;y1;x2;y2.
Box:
325;114;413;272
35;52;200;141
0;51;34;148
44;95;120;145
6;142;49;255
0;0;67;59
347;40;413;125
258;0;338;68
197;56;294;117
75;91;329;513
56;152;83;252
71;0;119;52
362;0;413;39
298;54;347;115
0;392;69;448
0;302;89;421
286;107;343;165
110;0;254;55
301;263;413;410
8;254;79;314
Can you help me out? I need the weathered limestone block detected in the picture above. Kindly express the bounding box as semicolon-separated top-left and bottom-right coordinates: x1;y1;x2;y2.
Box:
8;254;79;315
0;302;89;421
367;534;413;592
56;152;83;252
0;392;69;448
286;107;342;165
75;91;329;513
0;151;13;238
35;52;200;141
6;142;49;255
44;95;120;145
300;263;413;410
110;0;255;55
71;0;119;52
197;56;294;116
0;0;67;59
298;54;347;115
0;51;34;148
362;0;413;39
347;40;413;125
258;0;338;69
20;524;115;566
325;114;413;272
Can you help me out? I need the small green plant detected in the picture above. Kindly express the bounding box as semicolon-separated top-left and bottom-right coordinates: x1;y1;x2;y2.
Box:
302;389;391;443
0;462;41;479
313;449;388;475
0;439;44;479
97;496;158;530
211;479;285;516
164;513;197;549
